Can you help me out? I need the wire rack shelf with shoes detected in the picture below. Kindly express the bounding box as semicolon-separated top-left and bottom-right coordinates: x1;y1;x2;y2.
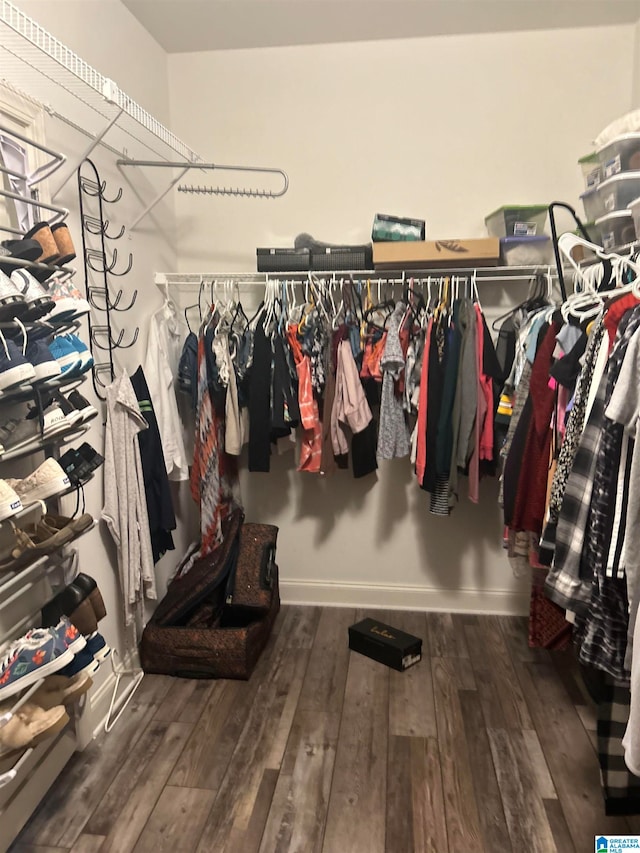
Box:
0;560;110;787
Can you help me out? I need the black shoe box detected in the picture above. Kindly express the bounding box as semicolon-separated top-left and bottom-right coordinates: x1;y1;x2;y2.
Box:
348;617;422;672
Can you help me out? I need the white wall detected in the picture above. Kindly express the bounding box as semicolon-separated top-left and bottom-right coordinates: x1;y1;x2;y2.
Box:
633;17;640;107
167;23;636;613
3;0;196;735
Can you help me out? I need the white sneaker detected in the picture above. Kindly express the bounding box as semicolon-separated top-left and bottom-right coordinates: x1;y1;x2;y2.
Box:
0;479;22;521
46;277;90;321
7;458;70;503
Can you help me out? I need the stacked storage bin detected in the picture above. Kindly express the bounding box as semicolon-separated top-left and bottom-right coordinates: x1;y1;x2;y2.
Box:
484;205;552;266
580;134;640;249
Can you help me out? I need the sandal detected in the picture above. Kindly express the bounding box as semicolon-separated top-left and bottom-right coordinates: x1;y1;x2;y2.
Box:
42;512;93;541
31;672;92;711
0;701;69;759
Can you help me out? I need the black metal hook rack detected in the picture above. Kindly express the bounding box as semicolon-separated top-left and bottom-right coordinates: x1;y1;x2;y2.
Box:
77;158;137;399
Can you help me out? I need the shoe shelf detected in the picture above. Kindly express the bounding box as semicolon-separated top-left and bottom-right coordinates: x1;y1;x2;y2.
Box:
0;368;87;407
0;252;77;280
0;420;92;464
0;521;96;643
0;316;82;334
0;724;76;848
0;516;98;793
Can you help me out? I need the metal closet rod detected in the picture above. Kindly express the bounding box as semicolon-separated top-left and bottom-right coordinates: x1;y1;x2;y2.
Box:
117;159;289;230
156;266;560;286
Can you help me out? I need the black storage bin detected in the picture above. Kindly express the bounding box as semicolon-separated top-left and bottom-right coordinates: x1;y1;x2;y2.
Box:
257;248;309;272
310;245;373;271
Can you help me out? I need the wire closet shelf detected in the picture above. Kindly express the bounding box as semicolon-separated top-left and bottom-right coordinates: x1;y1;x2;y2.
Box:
0;0;204;164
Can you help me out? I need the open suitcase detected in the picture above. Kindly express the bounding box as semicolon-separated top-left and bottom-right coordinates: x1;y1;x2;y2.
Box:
139;509;280;680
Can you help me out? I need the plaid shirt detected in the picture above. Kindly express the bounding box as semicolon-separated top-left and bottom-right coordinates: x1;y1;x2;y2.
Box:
544;376;606;613
574;306;640;679
597;677;640;815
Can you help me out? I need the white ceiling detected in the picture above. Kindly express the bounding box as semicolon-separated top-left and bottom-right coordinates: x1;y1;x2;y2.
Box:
122;0;640;52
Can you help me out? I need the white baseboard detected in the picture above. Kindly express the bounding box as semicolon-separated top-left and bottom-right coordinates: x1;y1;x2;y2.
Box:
280;578;530;616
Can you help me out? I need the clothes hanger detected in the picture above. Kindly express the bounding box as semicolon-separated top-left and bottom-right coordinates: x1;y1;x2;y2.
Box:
490;272;549;331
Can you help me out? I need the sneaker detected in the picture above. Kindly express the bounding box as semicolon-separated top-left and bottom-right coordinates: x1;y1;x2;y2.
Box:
25;401;70;439
0;630;75;702
0;332;36;390
67;390;98;423
0;271;28;321
85;631;110;664
48;336;82;376
0;405;68;453
10;270;55;321
7;458;70;503
56;646;99;680
0;479;22;521
40;277;76;320
29;617;86;657
50;392;83;427
45;278;89;321
25;338;62;383
62;334;93;373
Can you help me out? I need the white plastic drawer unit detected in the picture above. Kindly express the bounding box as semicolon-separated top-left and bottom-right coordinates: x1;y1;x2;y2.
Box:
597;133;640;179
597;172;640;215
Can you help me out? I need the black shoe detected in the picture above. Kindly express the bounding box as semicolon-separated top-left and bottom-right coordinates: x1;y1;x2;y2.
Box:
77;442;104;472
67;390;98;423
58;448;93;485
41;582;98;635
51;391;84;427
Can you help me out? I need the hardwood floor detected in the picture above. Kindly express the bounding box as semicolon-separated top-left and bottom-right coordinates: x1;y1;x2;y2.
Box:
9;605;637;853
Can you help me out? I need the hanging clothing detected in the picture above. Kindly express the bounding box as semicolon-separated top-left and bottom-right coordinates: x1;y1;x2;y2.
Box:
248;321;273;473
102;370;156;636
415;317;433;486
178;331;199;412
377;302;410;461
539;320;606;566
511;321;560;536
332;339;373;456
287;324;322;473
130;366;176;564
190;330;241;556
143;302;189;481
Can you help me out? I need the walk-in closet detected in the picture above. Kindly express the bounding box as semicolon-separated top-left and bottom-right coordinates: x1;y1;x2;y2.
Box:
2;1;640;851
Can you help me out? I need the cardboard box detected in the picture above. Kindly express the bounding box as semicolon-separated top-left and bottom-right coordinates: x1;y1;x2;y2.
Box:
372;238;500;269
348;617;422;671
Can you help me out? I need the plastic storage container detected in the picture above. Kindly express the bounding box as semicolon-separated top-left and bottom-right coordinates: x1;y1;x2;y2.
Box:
256;248;309;272
485;205;548;238
627;196;640;244
582;221;602;246
310;245;373;271
580;187;605;223
597;172;640;214
595;210;636;251
500;236;552;266
578;152;602;189
597;133;640;179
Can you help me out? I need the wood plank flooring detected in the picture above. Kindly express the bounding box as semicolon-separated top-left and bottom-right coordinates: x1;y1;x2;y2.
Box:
9;605;638;853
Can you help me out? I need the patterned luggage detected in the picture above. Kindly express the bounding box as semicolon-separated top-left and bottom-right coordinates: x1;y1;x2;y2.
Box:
139;512;280;680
